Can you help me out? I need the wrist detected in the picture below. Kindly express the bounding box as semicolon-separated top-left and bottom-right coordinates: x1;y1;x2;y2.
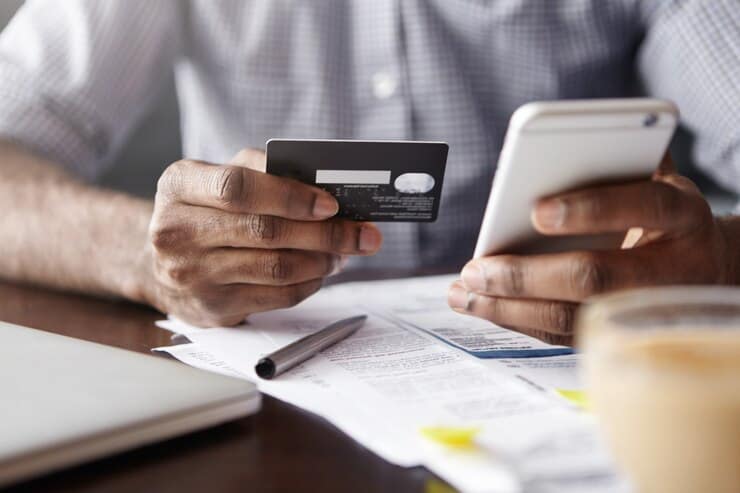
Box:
120;241;159;308
106;196;162;310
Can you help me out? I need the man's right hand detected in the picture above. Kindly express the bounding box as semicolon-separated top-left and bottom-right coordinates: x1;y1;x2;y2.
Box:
144;148;383;326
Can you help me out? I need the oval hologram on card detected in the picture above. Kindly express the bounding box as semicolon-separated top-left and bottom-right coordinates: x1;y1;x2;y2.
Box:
394;172;435;194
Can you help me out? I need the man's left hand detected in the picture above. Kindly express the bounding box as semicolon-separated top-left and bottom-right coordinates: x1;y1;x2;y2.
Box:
448;159;734;346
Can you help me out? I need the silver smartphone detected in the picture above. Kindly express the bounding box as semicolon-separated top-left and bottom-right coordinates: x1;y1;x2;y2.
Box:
473;98;679;258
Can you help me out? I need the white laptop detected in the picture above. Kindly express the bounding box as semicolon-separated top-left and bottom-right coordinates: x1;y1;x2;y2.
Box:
0;321;260;487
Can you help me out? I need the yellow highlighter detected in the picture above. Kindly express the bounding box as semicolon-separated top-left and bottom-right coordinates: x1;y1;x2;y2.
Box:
555;389;590;410
420;426;482;449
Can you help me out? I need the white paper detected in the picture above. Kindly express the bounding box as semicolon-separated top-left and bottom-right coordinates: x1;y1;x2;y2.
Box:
330;275;572;357
153;275;621;493
484;354;582;393
153;342;245;378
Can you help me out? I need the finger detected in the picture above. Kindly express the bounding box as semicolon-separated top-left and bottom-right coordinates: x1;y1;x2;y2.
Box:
622;156;703;249
158;159;338;220
199;249;340;286
190;279;324;327
229;147;267;172
519;328;573;347
531;179;707;235
654;171;704;198
448;281;578;337
460;248;687;302
150;206;382;255
222;279;324;316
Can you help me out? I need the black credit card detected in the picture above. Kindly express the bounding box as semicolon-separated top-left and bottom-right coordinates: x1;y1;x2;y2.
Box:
266;139;448;222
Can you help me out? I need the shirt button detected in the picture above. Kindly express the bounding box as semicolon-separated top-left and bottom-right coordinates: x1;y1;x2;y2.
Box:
372;71;398;100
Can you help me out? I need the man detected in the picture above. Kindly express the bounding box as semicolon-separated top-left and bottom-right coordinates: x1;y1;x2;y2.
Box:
0;1;738;345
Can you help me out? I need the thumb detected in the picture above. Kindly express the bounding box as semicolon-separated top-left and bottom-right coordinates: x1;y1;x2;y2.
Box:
228;148;266;172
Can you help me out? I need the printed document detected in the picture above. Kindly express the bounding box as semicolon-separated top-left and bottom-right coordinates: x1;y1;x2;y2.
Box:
154;275;625;493
327;275;572;357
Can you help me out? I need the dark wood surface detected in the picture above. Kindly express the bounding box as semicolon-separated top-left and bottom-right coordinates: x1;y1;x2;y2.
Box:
0;274;457;493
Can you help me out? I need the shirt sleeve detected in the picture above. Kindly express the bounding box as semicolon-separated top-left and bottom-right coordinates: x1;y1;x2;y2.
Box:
637;0;740;194
0;0;181;179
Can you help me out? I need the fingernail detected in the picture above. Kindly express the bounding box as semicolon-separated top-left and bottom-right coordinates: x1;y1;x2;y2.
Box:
461;263;487;292
533;199;565;230
448;284;472;311
313;194;339;218
359;226;382;252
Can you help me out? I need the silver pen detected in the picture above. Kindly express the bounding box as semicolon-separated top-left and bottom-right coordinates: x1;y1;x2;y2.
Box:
255;315;367;379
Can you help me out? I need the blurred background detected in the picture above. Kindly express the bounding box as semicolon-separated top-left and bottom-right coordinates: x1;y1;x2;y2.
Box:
0;0;180;198
0;2;735;211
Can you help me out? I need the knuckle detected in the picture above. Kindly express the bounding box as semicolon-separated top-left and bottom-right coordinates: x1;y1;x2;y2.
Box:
213;166;246;207
471;294;497;319
149;221;190;252
273;179;318;219
574;194;603;221
541;302;575;333
261;252;293;284
163;261;196;286
278;180;305;217
570;253;609;297
325;220;345;251
498;257;526;297
242;214;277;243
157;160;188;196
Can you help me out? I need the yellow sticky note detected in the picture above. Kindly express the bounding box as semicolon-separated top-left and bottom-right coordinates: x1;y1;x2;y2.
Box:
420;426;481;449
556;389;589;410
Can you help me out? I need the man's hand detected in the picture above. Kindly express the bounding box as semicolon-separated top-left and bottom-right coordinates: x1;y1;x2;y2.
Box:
448;158;734;345
145;148;382;326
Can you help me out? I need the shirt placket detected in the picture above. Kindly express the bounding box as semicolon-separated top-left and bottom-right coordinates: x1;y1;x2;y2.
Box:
350;0;421;270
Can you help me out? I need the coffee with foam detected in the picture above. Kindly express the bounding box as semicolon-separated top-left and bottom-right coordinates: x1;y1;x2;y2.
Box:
579;287;740;493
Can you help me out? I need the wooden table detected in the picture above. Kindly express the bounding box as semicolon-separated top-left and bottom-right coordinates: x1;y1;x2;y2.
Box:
0;275;454;493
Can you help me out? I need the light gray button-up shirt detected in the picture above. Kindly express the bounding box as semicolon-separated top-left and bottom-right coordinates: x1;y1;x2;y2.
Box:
0;0;738;270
